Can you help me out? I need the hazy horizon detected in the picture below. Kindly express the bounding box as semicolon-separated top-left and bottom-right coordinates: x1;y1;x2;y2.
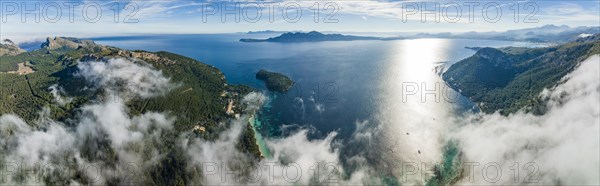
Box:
2;0;599;43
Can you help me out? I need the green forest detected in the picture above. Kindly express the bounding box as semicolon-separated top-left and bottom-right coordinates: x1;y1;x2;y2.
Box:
443;34;600;115
255;69;294;92
0;37;261;185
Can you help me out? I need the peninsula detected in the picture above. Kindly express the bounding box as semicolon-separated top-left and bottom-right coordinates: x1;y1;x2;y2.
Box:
443;34;600;115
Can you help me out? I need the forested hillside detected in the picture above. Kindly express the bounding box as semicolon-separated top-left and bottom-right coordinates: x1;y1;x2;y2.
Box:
0;37;261;185
443;34;600;115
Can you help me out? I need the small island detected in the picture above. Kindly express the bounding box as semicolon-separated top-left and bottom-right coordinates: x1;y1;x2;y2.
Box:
464;46;485;51
240;31;385;42
256;69;294;92
245;30;286;34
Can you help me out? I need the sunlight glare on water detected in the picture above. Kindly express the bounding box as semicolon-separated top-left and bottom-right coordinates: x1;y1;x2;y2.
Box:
375;39;459;183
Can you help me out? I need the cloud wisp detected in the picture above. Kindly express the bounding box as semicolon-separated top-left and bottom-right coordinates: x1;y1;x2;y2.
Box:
451;55;600;185
0;58;177;185
0;57;373;185
183;93;374;185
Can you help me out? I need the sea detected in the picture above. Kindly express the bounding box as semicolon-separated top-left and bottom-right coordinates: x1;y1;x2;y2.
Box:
89;34;542;182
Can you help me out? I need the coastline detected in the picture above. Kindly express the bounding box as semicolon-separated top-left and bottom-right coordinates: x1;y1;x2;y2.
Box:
249;114;272;159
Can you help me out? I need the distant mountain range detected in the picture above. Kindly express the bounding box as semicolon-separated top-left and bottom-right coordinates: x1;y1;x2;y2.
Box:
240;31;389;42
412;24;600;43
240;25;600;43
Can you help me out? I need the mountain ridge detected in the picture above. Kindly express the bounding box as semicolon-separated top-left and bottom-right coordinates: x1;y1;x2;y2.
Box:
443;34;600;115
240;31;386;42
0;39;26;56
0;36;262;185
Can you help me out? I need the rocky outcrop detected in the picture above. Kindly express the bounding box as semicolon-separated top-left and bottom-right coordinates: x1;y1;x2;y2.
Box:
41;37;96;50
116;50;176;64
0;39;26;56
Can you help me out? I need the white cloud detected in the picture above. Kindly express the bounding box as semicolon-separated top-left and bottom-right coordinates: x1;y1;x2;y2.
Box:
452;55;600;185
49;84;72;106
182;92;374;185
126;0;202;19
1;59;374;184
76;58;176;99
315;103;325;113
185;119;373;185
0;58;178;184
543;3;585;15
307;96;324;114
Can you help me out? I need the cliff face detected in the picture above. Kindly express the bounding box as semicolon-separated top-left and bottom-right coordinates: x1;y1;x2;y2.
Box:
39;37;176;65
41;37;96;50
0;39;26;56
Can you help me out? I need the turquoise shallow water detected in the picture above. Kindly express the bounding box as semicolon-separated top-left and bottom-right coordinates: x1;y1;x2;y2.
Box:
93;34;541;179
249;114;271;159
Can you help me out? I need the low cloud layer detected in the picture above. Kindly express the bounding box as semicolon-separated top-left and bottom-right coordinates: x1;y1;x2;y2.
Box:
452;55;600;185
48;84;72;106
0;58;177;185
183;93;373;185
2;53;598;185
0;57;373;185
76;58;176;99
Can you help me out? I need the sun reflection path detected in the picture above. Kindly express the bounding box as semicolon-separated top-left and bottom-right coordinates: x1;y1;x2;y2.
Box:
374;38;457;184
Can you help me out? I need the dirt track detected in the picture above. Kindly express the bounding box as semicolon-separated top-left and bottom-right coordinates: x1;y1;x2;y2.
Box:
6;62;34;75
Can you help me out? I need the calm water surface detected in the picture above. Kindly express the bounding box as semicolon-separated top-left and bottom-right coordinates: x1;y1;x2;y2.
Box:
94;34;540;179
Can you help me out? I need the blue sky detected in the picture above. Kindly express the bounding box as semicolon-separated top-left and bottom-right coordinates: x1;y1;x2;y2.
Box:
1;0;599;42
